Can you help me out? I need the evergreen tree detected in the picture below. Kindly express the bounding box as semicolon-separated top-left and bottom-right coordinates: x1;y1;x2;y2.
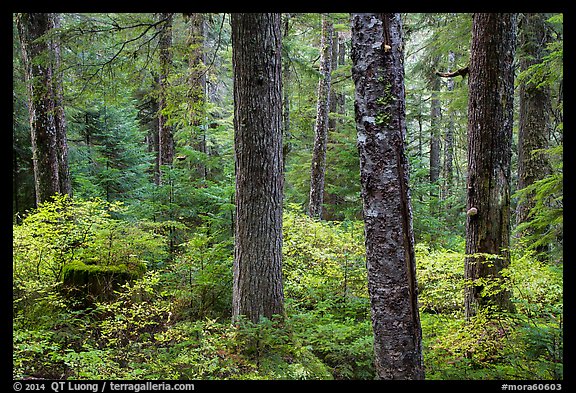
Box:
231;13;285;323
515;13;553;257
464;13;517;319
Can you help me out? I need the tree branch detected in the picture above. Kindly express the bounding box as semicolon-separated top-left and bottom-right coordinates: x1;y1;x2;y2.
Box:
435;66;469;78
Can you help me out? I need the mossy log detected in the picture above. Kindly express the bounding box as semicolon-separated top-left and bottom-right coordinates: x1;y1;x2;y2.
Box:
62;261;146;301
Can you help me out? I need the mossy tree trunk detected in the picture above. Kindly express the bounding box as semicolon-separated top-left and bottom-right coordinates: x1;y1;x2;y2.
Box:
464;13;517;319
308;14;333;220
350;12;424;380
515;13;552;257
16;13;71;206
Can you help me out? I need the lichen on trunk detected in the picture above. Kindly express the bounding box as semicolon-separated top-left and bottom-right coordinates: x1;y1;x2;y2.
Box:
350;12;424;380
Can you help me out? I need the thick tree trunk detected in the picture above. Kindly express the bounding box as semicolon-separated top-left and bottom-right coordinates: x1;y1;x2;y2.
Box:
464;13;517;319
157;13;174;185
516;13;552;237
351;13;424;380
308;14;333;219
231;13;285;323
17;13;70;205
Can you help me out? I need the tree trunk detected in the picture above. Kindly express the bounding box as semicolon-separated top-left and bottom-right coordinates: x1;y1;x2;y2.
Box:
156;13;174;185
428;57;442;216
351;12;424;380
328;28;339;135
464;13;517;319
282;13;292;172
308;14;333;219
184;12;208;181
336;32;347;116
429;57;442;188
442;51;455;205
17;13;70;206
516;13;552;242
51;13;71;198
231;13;285;323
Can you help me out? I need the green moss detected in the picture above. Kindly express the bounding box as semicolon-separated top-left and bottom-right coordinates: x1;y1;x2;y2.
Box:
62;261;146;301
375;112;391;125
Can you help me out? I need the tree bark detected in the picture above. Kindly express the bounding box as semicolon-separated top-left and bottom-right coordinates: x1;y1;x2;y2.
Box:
17;13;71;206
464;13;517;319
156;13;174;185
429;58;442;188
231;13;285;323
282;13;292;172
336;32;347;116
184;12;208;181
351;13;424;380
442;51;456;205
516;13;552;232
51;13;71;198
328;28;339;135
428;56;442;214
308;14;333;219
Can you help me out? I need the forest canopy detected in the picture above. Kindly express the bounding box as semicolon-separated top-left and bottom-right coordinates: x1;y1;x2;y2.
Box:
13;12;563;381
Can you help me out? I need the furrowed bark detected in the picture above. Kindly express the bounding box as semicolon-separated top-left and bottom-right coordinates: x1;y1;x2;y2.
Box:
464;13;517;319
231;13;285;323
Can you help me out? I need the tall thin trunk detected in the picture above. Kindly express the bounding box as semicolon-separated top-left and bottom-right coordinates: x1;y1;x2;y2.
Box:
464;13;517;319
428;58;442;216
231;13;285;323
282;13;292;172
308;14;333;219
148;94;161;186
351;12;424;380
429;57;442;186
51;13;71;197
157;13;174;185
442;51;455;205
184;12;208;181
328;29;339;135
337;32;346;115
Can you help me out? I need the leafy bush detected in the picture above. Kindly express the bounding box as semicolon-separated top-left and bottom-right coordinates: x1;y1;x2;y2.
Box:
415;243;465;314
283;209;367;309
13;195;168;286
13;198;562;381
421;248;563;380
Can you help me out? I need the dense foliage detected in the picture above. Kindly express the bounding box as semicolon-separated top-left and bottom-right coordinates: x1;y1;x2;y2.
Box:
13;12;562;380
13;199;562;379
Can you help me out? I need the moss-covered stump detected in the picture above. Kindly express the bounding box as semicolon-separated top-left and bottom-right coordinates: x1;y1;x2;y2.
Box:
62;261;146;302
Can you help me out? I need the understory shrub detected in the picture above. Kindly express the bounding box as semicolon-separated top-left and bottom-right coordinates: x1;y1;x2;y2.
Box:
13;200;562;380
421;248;563;380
